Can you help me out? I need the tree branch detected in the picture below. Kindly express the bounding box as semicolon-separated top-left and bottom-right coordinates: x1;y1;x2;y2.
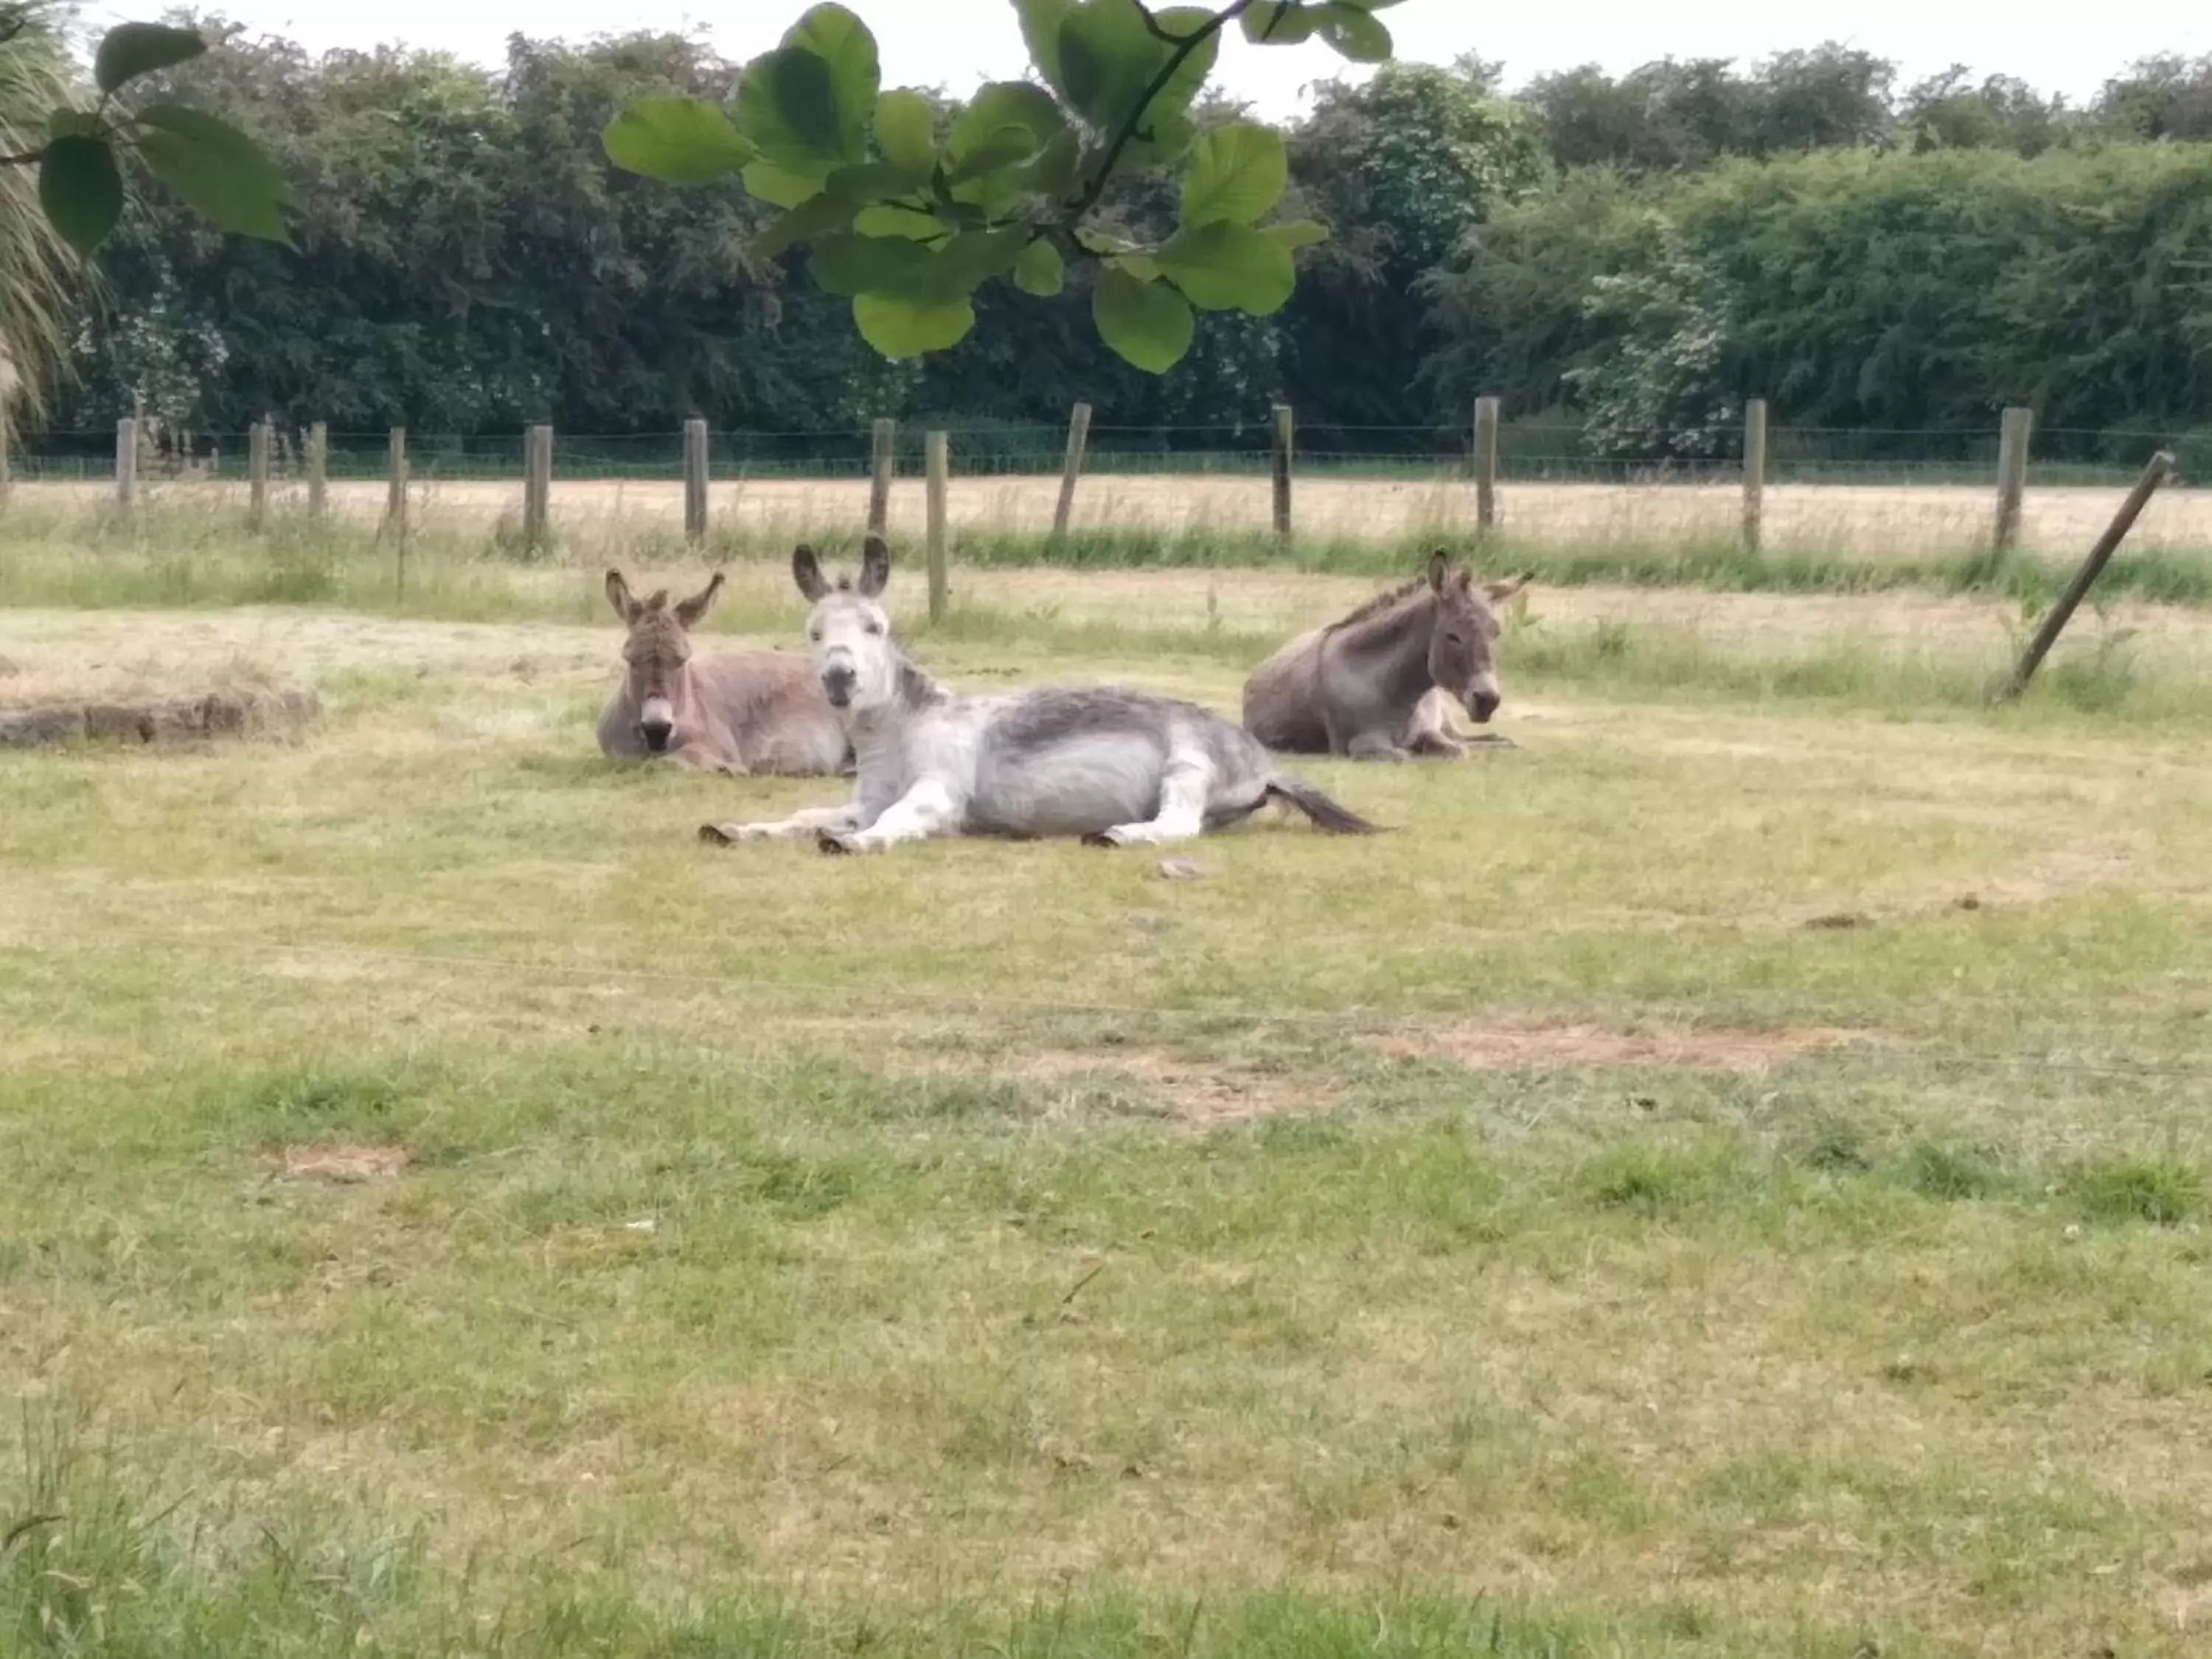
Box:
0;149;43;167
1064;0;1255;226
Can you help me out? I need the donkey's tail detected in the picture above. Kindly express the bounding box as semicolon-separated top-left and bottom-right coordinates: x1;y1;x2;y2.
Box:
1264;774;1385;835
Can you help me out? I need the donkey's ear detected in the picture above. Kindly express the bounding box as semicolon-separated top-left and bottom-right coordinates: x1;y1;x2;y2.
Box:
792;545;831;602
1425;549;1450;592
674;571;725;628
1484;574;1530;605
605;570;641;625
858;534;891;598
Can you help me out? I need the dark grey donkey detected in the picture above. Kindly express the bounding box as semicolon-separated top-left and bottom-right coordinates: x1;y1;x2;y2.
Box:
1242;552;1527;760
700;538;1379;855
598;570;849;776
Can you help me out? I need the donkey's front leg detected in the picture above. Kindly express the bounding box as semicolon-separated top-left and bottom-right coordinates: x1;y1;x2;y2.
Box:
819;779;960;855
1345;731;1413;762
700;801;862;845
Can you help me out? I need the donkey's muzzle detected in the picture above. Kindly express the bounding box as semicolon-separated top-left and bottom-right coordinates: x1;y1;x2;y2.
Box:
1464;689;1500;724
821;664;856;709
640;720;673;752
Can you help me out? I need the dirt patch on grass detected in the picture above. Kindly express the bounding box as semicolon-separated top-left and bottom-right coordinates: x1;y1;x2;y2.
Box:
262;1141;413;1183
897;1046;1332;1124
0;685;320;748
1380;1020;1856;1074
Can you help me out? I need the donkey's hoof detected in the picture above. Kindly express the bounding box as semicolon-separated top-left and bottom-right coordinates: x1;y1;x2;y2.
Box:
1082;831;1122;849
699;823;735;846
818;832;856;856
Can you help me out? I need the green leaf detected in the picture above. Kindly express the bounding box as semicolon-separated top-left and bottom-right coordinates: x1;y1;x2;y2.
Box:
1057;1;1172;133
1013;237;1065;297
1021;128;1085;200
1318;2;1393;63
736;44;865;171
742;159;828;208
1240;2;1319;44
1117;111;1198;172
1263;218;1329;250
811;232;930;296
754;193;860;257
1158;220;1295;314
950;83;1064;163
945;124;1043;186
853;204;948;240
873;89;936;180
1180;122;1287;226
94;23;206;94
135;103;293;243
1093;267;1193;372
38;134;123;257
602;98;754;185
853;291;975;359
1014;0;1072;91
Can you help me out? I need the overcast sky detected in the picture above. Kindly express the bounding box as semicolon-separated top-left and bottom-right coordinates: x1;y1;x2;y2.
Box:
84;1;2212;114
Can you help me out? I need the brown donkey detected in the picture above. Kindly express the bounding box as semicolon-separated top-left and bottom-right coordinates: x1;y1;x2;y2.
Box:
1242;552;1526;761
598;571;849;776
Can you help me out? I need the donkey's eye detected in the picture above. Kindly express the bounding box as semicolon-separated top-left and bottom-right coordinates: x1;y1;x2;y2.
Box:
808;628;823;644
863;619;885;636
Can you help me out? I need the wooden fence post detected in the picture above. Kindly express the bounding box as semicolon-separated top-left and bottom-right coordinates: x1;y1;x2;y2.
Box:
869;417;896;537
307;421;328;521
683;417;710;546
0;400;12;508
1271;403;1293;539
248;419;271;530
116;417;138;511
1994;405;2034;554
385;426;408;531
524;423;552;548
386;427;409;601
1472;395;1500;534
925;429;950;624
1051;400;1092;541
1742;397;1767;553
1997;452;2175;701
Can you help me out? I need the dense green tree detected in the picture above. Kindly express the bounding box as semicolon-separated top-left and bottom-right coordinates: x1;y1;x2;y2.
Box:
1279;61;1548;428
2096;54;2212;142
1899;68;2068;157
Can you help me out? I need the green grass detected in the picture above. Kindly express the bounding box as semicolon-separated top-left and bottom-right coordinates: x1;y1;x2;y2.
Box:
9;557;2212;1652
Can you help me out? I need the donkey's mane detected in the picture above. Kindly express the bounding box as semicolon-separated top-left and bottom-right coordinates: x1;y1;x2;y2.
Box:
1326;577;1433;636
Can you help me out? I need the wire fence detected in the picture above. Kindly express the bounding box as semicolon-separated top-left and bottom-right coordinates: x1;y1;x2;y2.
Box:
7;417;2203;488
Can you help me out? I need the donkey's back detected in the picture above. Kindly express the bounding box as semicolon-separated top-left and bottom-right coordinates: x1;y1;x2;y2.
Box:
690;652;849;776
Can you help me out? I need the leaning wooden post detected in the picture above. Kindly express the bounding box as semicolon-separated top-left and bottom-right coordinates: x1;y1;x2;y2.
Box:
306;420;329;521
0;400;13;508
1472;395;1500;534
115;417;138;512
1994;405;2034;556
925;429;950;624
524;422;552;549
1271;402;1294;539
1051;400;1092;541
683;417;710;546
1997;451;2175;702
247;419;271;530
868;417;897;537
1742;397;1768;553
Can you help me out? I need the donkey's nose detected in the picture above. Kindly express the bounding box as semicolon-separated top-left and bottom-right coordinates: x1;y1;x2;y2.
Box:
639;718;672;752
821;664;856;707
1467;689;1501;724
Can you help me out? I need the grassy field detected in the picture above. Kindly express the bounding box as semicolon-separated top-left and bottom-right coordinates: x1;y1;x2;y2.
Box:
7;521;2212;1656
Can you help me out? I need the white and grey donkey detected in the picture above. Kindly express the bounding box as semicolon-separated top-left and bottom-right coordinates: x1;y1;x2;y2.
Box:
700;538;1380;855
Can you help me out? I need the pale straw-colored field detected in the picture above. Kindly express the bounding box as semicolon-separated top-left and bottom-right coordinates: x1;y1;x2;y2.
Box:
14;470;2208;553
